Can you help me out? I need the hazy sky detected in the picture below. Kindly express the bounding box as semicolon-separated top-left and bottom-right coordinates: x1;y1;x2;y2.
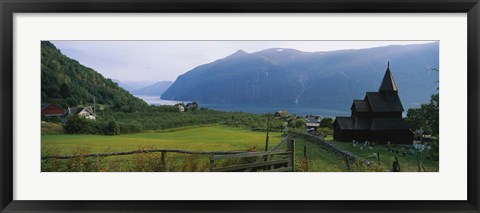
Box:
51;40;435;82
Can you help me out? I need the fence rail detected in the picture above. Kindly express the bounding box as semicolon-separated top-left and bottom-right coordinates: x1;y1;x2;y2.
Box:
41;149;248;160
42;139;295;173
209;139;295;172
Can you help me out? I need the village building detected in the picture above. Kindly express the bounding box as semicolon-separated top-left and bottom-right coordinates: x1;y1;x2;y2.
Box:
41;103;65;117
305;115;321;122
174;103;185;112
333;63;414;144
304;116;320;131
274;110;289;118
67;106;96;120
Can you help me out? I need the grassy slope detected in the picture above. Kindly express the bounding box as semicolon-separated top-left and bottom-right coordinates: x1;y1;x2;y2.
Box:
324;135;438;172
41;121;64;135
292;138;346;172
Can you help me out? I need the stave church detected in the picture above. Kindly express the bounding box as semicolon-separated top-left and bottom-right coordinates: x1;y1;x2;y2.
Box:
333;63;414;144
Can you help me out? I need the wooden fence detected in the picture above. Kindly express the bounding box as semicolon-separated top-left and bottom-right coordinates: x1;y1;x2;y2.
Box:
41;149;247;160
42;139;295;172
209;139;295;172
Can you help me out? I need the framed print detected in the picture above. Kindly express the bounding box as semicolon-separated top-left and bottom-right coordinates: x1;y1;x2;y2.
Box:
1;0;479;212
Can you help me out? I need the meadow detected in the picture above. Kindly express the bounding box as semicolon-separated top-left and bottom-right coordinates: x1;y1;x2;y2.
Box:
42;125;283;154
277;138;347;172
41;125;282;172
41;124;350;172
324;135;439;172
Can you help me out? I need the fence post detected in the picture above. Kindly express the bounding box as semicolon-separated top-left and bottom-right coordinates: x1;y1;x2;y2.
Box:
161;152;167;171
392;157;401;172
265;114;270;152
303;145;307;159
209;153;215;172
416;154;421;172
303;145;308;172
287;139;295;171
345;156;351;172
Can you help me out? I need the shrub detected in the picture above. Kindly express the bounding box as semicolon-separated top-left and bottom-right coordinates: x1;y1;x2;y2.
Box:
316;128;333;137
42;116;63;123
104;120;120;135
118;123;142;134
319;118;334;128
64;116;93;134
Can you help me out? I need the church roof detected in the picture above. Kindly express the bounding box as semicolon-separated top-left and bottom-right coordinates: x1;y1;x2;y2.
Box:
335;117;354;130
351;100;371;112
378;62;398;92
365;92;404;112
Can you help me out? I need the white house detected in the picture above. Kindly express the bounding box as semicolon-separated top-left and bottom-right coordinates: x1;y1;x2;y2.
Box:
174;104;185;112
67;106;96;120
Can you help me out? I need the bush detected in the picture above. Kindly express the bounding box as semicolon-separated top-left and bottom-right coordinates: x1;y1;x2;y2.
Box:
319;118;334;128
64;116;95;134
316;128;333;137
104;120;120;135
42;116;63;123
118;123;142;134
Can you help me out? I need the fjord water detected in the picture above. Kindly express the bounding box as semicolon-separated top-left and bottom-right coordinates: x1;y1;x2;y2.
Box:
137;96;349;118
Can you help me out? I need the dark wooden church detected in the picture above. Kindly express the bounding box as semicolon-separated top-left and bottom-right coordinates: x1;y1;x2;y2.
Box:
333;63;414;144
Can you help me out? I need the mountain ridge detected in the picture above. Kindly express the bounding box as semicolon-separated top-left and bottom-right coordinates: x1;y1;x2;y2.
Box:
161;42;439;110
132;81;173;96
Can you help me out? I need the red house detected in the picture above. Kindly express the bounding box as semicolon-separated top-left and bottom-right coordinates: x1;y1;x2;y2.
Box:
41;103;64;117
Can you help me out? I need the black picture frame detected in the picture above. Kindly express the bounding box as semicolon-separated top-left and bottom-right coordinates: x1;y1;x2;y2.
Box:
1;0;479;212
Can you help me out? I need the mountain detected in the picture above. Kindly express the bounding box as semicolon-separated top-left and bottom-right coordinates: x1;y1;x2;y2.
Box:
41;41;148;110
161;42;439;110
112;79;156;93
132;81;173;96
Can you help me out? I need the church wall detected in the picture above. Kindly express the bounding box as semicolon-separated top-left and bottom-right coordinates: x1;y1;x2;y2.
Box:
371;111;402;119
370;130;414;144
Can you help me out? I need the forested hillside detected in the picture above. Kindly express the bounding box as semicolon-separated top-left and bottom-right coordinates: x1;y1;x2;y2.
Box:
41;41;147;110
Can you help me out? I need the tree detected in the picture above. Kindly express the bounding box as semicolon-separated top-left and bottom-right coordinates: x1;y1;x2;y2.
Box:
294;119;306;129
66;97;79;107
406;94;439;136
319;117;334;128
406;63;439;136
186;101;199;111
59;83;70;98
64;116;90;134
104;119;120;135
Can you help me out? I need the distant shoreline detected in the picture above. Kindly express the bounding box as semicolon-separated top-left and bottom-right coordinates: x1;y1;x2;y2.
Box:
135;95;348;118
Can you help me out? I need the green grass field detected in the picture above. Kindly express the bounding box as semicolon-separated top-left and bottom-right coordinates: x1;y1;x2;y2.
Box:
41;126;438;172
323;135;439;172
42;125;283;155
42;125;350;172
42;125;287;172
287;138;346;172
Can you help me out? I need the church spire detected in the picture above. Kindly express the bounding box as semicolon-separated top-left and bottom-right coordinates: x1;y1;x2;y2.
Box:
379;62;398;92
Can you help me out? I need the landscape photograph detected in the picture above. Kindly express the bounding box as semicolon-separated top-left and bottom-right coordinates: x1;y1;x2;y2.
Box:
41;40;439;172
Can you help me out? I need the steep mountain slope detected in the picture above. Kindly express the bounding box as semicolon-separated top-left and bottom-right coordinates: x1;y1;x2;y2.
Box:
132;81;173;96
41;41;148;109
162;42;439;110
112;79;156;93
